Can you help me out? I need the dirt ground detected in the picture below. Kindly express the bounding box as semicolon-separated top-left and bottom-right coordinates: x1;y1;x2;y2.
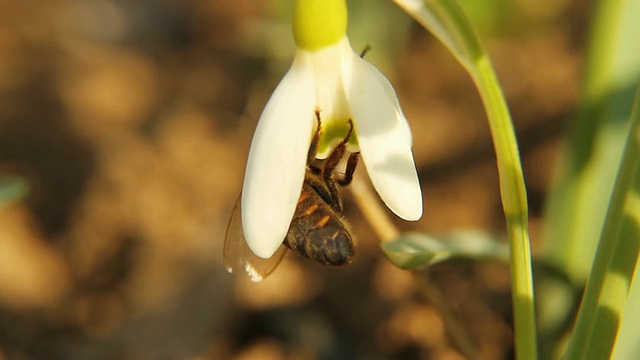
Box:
0;0;585;359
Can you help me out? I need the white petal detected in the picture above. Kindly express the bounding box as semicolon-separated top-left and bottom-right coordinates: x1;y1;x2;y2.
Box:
242;52;316;258
343;55;423;221
310;39;352;127
302;38;352;158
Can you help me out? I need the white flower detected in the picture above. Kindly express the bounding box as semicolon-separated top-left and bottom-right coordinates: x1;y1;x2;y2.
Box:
241;35;423;259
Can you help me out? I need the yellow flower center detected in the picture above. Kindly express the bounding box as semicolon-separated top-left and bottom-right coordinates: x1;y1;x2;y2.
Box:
293;0;347;50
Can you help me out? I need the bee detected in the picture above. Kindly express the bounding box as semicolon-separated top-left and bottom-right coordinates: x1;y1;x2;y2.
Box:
223;111;360;281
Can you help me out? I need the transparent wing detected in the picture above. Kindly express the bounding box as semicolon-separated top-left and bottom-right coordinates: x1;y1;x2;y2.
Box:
223;195;288;282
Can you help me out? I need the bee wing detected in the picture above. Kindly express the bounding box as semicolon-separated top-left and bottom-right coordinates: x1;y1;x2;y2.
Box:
223;195;288;282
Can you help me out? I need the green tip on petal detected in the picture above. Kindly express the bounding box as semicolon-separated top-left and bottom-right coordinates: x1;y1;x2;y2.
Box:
293;0;347;50
317;119;358;156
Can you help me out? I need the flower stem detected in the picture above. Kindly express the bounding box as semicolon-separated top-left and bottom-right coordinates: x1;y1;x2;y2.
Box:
349;175;400;242
472;55;537;360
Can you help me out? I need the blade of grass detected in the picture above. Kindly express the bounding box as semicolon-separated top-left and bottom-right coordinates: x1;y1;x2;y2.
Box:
612;252;640;359
563;87;640;360
390;0;536;358
543;0;640;285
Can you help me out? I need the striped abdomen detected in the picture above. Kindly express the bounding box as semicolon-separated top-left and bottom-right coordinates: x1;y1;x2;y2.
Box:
284;181;354;266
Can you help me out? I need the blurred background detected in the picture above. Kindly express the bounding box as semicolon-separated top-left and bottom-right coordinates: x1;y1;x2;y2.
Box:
0;0;587;359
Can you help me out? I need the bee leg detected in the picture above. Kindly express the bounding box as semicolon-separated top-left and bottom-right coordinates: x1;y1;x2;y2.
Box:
307;110;322;164
325;177;343;212
305;176;342;212
336;152;360;186
321;119;355;211
306;110;323;175
360;44;371;58
322;119;354;178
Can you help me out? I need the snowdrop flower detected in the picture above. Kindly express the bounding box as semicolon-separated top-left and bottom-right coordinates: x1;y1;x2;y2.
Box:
242;0;422;259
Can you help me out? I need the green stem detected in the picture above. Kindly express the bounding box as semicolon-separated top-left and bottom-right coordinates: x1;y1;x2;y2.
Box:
472;55;537;360
390;1;537;358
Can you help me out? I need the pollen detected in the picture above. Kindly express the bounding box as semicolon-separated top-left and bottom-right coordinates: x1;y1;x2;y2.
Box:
317;215;331;227
304;203;319;215
298;191;310;204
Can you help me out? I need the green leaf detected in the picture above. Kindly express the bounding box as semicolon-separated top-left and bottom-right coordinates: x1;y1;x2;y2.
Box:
381;231;508;270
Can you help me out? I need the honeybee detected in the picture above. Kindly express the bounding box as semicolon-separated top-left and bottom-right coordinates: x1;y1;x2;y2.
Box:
224;111;360;281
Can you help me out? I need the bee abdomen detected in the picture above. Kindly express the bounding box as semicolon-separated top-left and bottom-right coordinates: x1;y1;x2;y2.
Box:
285;219;354;266
309;226;354;265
